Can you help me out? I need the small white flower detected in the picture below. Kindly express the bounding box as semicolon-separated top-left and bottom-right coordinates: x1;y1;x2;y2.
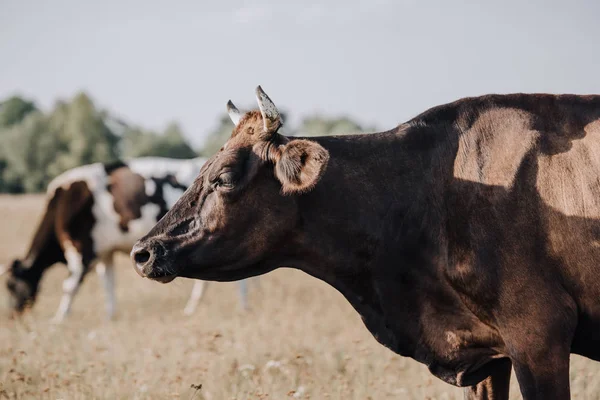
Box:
238;364;256;377
264;360;282;372
293;386;306;398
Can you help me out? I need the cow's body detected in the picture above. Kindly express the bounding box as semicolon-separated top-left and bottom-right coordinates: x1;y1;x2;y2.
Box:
133;88;600;399
4;157;250;322
46;158;199;257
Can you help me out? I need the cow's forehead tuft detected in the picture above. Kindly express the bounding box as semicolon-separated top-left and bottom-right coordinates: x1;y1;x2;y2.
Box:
231;111;264;139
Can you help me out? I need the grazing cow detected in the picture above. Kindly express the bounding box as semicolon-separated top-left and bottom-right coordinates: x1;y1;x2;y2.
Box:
133;86;600;400
1;157;250;322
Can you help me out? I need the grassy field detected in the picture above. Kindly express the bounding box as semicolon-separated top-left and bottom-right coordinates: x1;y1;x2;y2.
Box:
1;195;599;399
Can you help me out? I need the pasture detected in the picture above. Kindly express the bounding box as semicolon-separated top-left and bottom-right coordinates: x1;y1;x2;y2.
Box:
0;194;599;399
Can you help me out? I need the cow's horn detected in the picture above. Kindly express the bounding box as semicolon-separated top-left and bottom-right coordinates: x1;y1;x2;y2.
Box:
255;85;282;134
0;264;8;277
227;100;242;126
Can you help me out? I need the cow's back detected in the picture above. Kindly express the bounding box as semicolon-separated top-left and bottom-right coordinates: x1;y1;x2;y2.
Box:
128;157;205;187
47;163;106;198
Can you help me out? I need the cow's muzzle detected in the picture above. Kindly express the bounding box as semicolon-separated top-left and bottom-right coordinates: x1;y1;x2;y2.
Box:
131;239;176;283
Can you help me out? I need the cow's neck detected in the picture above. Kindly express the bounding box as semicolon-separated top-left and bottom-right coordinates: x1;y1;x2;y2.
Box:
275;127;507;386
282;252;412;356
276;127;458;358
22;243;63;283
20;223;66;290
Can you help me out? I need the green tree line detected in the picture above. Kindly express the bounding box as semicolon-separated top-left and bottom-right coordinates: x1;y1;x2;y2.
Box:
0;93;373;193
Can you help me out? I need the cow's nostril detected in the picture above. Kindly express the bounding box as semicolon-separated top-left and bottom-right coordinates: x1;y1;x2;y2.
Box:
134;249;151;265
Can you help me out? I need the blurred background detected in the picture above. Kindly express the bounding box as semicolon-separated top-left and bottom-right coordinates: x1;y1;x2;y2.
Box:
2;1;600;399
2;0;600;193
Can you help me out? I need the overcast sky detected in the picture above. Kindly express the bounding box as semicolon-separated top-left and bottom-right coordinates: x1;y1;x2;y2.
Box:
2;0;599;146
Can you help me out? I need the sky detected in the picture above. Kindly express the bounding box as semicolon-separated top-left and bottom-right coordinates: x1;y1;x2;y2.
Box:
2;0;599;146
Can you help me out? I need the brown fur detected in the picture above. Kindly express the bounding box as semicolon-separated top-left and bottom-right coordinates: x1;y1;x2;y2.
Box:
232;111;263;138
107;167;147;232
134;92;600;400
275;140;330;194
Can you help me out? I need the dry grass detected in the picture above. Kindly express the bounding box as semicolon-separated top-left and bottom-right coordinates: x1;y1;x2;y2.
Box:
0;194;599;399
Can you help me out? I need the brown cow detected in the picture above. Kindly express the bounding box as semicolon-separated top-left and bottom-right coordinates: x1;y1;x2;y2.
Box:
132;86;600;399
1;157;252;322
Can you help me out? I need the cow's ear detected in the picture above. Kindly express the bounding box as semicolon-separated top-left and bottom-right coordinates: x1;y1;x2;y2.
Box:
274;139;329;194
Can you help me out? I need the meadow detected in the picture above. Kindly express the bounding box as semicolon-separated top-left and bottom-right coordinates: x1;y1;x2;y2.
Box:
1;194;599;399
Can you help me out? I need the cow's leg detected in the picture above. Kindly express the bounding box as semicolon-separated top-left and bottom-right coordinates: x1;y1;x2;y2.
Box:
510;346;571;400
95;254;116;320
251;276;261;290
463;359;512;400
52;241;88;323
183;281;208;316
238;279;249;310
501;301;575;400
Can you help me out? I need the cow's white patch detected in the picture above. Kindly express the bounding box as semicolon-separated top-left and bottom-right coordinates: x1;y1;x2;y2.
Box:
127;203;162;241
53;240;84;323
145;179;157;197
182;279;253;315
53;296;72;323
47;163;105;198
90;189;162;255
238;279;249;310
183;281;207;315
63;241;83;292
162;184;186;209
128;157;206;188
96;257;116;319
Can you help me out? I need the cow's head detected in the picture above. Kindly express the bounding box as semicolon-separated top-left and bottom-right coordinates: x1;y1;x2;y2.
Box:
132;86;329;282
4;259;39;314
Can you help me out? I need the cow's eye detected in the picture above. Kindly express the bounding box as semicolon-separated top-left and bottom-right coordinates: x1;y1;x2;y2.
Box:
216;171;236;188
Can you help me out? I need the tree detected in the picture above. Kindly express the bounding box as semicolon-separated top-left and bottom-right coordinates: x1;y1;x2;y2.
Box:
0;96;37;128
0;92;121;192
0;96;38;191
159;122;198;159
0;111;58;192
120;122;197;159
60;92;120;168
295;115;370;137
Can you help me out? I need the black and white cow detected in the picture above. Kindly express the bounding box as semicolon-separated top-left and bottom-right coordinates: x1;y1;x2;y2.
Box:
1;157;250;322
